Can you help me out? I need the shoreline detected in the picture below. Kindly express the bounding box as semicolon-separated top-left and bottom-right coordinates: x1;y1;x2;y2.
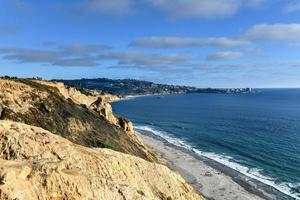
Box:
120;92;184;101
117;89;257;102
136;128;290;200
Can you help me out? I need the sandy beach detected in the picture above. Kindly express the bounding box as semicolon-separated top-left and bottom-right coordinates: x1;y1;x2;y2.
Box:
137;131;277;200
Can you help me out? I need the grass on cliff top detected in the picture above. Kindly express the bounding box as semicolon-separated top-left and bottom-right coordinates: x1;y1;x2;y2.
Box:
1;77;158;162
4;78;121;149
17;78;93;97
16;79;58;93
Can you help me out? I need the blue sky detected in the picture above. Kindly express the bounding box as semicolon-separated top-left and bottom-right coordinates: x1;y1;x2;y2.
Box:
0;0;300;88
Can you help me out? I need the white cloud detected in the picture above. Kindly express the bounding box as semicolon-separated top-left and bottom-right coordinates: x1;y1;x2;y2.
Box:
79;0;132;15
284;0;300;13
195;60;300;72
0;44;192;67
98;51;192;65
130;37;251;48
206;51;244;61
130;23;300;50
244;24;300;42
0;44;109;67
146;0;265;19
147;0;241;18
17;0;267;18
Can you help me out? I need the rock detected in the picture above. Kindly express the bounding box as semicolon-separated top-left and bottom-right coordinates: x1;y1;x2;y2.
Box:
90;97;134;132
0;120;204;200
0;80;39;114
205;171;213;177
33;80;99;106
35;80;131;132
33;80;120;105
118;117;134;132
90;96;118;124
0;79;156;162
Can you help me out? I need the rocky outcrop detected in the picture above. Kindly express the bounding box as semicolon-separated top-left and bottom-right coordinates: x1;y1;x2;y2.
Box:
89;96;118;125
33;80;120;105
0;120;204;200
118;116;134;132
35;80;133;132
33;80;98;105
0;79;156;161
0;78;204;199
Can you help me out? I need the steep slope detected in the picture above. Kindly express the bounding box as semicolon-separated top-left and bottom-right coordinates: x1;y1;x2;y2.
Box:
0;120;204;200
32;80;121;127
33;80;120;105
0;78;156;161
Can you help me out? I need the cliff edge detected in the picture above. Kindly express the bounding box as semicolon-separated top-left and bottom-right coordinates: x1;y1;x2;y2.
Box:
0;78;204;200
0;78;155;161
0;120;204;200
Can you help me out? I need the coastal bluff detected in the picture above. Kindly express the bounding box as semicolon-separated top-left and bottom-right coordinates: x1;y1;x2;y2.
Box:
0;120;203;200
0;78;155;161
0;78;204;200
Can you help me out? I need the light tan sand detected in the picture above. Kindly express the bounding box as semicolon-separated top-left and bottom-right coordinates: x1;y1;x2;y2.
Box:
139;133;274;200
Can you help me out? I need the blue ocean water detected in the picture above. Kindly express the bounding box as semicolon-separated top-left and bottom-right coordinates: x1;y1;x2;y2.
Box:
112;89;300;199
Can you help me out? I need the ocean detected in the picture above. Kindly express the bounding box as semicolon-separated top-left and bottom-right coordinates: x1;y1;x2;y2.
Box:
112;89;300;200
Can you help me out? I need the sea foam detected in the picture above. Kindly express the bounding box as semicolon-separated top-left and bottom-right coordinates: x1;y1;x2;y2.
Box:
135;125;300;200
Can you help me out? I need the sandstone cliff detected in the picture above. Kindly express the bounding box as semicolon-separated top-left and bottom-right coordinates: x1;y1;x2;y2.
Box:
33;80;128;129
0;78;154;161
0;120;204;200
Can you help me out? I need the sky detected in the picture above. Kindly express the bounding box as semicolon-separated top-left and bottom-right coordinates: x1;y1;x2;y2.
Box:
0;0;300;88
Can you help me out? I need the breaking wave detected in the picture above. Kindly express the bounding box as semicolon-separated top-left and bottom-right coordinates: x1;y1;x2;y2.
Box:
135;125;300;200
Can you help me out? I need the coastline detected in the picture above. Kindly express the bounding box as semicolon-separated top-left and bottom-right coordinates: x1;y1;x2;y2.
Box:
119;90;256;101
120;92;184;101
113;93;298;200
136;128;284;200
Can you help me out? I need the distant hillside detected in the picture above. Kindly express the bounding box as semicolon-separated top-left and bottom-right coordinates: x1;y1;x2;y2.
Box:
55;78;254;96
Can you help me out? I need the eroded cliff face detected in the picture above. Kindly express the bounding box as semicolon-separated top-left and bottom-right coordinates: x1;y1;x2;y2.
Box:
0;78;204;199
33;80;120;104
0;120;204;200
34;80;133;132
0;79;154;161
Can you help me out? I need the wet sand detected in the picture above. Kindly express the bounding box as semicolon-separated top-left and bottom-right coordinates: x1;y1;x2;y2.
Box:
138;131;277;200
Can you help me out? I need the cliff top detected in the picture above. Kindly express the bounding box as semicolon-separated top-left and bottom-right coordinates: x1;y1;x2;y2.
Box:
0;78;156;161
0;120;204;200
